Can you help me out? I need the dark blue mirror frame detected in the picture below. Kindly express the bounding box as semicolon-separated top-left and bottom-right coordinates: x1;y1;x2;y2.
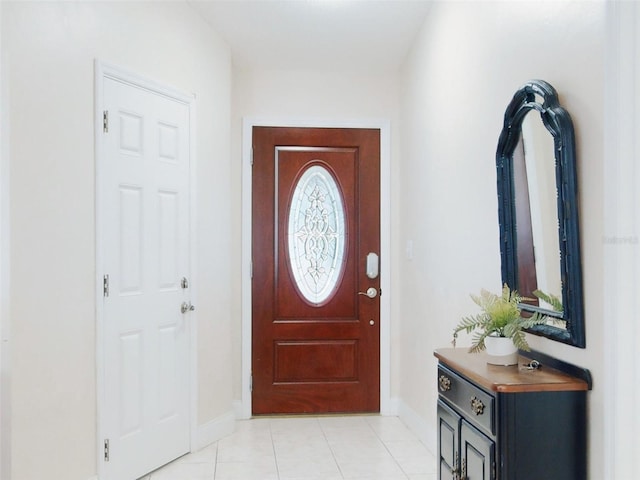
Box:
496;79;585;348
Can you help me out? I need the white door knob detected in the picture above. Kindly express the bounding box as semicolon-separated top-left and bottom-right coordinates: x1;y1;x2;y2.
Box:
358;287;378;299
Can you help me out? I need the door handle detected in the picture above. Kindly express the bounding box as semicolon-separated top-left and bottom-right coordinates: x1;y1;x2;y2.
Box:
358;287;378;299
181;302;195;314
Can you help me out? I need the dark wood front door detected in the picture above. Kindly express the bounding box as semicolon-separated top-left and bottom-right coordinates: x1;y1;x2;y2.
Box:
252;126;380;414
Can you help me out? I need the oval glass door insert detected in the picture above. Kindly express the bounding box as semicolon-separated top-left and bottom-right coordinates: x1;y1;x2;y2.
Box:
287;164;346;305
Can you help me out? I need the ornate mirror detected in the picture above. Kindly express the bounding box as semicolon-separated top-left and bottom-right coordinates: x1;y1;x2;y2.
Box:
496;79;585;347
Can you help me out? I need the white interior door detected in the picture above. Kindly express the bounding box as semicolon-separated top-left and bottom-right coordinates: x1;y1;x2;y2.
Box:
98;70;192;480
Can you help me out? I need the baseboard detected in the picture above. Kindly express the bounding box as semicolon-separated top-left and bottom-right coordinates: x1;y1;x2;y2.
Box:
381;396;400;416
233;399;250;420
195;410;235;451
397;398;437;456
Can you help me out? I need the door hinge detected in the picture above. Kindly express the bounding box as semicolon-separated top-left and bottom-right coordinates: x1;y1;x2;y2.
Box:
104;439;110;462
103;274;110;297
250;374;253;392
250;261;253;279
250;147;254;166
103;110;109;133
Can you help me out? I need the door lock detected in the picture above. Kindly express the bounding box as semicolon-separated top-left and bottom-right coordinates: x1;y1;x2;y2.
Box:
358;287;378;299
181;302;195;314
365;252;379;279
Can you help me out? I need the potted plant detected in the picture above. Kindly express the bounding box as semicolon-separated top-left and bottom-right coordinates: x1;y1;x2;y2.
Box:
452;284;550;365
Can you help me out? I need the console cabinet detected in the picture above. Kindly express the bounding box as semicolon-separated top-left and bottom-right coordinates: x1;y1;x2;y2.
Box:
435;348;590;480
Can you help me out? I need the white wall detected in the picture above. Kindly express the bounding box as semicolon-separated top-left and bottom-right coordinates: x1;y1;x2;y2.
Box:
0;1;619;479
231;69;404;404
398;1;605;478
0;2;10;477
2;2;233;479
604;3;640;478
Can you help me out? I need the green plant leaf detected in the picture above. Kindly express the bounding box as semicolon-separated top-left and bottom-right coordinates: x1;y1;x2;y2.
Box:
452;283;552;354
511;329;530;351
533;289;564;313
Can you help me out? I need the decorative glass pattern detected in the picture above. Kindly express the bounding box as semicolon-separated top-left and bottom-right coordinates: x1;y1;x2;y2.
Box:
288;165;346;305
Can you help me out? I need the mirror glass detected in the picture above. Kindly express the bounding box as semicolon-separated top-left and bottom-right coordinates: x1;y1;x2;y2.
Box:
515;112;563;320
496;80;584;347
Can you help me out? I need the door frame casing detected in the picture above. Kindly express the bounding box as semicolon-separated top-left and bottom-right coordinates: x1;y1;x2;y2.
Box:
94;60;198;479
240;118;392;418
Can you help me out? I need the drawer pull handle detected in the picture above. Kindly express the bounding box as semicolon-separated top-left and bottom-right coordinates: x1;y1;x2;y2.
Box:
439;375;452;392
470;396;485;415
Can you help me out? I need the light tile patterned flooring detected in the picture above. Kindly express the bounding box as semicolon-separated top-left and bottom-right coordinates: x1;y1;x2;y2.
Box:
142;415;437;480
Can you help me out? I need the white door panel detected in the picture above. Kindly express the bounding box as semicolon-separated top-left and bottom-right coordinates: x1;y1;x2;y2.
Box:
100;76;191;480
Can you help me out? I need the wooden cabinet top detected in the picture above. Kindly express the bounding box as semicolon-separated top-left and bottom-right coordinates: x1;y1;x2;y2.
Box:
434;348;589;393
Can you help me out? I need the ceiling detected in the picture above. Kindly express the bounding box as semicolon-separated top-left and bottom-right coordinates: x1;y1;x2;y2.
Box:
187;0;433;72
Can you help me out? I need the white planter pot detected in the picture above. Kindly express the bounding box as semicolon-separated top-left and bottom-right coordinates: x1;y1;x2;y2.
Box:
485;335;518;365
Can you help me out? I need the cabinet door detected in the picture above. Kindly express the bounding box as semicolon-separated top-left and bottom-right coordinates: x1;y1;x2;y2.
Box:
460;420;495;480
438;400;460;480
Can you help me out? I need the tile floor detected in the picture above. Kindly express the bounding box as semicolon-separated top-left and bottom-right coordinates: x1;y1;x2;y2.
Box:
142;415;437;480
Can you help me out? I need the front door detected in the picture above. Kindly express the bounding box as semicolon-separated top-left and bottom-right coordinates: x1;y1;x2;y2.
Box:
252;127;380;414
99;70;192;480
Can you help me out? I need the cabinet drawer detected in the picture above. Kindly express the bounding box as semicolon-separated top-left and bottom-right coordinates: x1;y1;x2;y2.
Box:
437;365;494;436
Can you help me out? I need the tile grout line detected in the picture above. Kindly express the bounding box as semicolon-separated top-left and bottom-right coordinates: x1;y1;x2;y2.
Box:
319;417;346;480
365;417;411;480
212;440;219;479
270;418;282;480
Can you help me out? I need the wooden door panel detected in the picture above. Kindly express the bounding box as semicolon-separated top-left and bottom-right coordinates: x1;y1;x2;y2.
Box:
275;148;357;318
274;340;358;382
252;127;380;414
